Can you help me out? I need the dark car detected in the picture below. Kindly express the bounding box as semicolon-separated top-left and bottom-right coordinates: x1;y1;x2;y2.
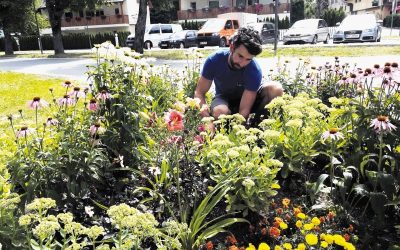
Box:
159;30;198;49
252;22;276;44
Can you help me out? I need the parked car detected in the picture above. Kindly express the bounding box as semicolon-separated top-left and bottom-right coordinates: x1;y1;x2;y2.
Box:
252;22;276;44
333;14;382;43
125;23;183;49
283;19;330;45
158;30;198;49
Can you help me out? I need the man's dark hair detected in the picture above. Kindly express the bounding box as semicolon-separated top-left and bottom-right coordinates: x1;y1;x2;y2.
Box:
231;27;262;56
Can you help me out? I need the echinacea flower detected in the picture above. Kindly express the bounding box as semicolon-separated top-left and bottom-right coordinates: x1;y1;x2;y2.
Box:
370;115;397;133
96;90;111;101
58;95;74;106
87;98;98;111
16;126;33;138
164;110;184;131
69;86;86;99
322;128;344;141
62;80;73;88
27;97;48;109
89;123;106;136
46;117;59;126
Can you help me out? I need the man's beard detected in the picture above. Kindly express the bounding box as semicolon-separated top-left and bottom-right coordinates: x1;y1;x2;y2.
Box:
229;55;242;71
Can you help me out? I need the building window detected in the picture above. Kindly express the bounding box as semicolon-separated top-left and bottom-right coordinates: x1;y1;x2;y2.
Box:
65;12;73;18
79;10;84;17
95;10;104;16
209;1;219;8
85;10;95;17
115;8;120;15
190;2;196;10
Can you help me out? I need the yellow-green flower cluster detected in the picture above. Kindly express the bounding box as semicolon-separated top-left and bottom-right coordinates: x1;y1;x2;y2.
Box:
26;197;56;213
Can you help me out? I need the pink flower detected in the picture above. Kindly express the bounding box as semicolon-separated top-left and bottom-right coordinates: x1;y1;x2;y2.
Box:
26;97;48;109
62;80;73;88
164;110;184;131
46;117;59;126
68;87;86;99
322;128;344;141
16;126;33;138
58;95;75;106
370;115;397;133
168;135;183;144
194;135;204;144
89;123;106;136
96;90;111;101
87;98;98;111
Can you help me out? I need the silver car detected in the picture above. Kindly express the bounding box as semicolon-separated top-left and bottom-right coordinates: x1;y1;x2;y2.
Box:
283;19;330;45
333;14;381;43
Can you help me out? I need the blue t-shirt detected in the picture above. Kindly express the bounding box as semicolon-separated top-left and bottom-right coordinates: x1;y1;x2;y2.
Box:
201;50;262;101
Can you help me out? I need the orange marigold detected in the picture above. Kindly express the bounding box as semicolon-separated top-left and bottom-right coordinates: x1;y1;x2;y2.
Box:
226;235;238;245
319;216;326;223
229;246;239;250
282;198;291;208
269;226;281;238
293;207;301;216
261;227;268;236
277;208;283;214
206;241;214;250
327;211;335;220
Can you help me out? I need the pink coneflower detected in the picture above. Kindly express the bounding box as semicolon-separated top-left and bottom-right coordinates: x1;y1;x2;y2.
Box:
96;90;111;101
58;95;74;106
87;98;98;111
46;117;59;126
27;97;48;109
193;134;204;144
164;110;184;132
16;126;33;138
322;128;344;141
89;123;106;136
167;135;183;144
69;86;86;99
62;80;73;88
370;115;397;133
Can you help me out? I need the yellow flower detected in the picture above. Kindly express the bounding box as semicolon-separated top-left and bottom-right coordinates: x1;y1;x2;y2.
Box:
280;222;288;230
305;233;318;245
246;243;256;250
258;242;270;250
320;233;326;240
271;183;281;189
320;241;328;248
303;223;314;230
311;217;321;226
324;234;334;244
274;246;282;250
283;243;293;250
333;234;346;246
343;242;356;250
296;243;306;250
295;220;303;228
296;213;306;220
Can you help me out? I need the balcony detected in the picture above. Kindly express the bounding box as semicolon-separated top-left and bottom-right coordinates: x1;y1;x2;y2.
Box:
177;3;290;20
61;15;129;27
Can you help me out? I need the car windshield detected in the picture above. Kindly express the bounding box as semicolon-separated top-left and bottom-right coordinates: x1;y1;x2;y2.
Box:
339;15;377;29
291;19;318;29
171;30;187;39
201;19;226;29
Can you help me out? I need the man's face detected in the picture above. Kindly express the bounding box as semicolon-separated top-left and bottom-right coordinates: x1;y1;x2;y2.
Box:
228;44;255;70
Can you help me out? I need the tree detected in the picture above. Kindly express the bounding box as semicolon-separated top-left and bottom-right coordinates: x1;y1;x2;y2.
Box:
315;0;329;19
322;7;345;26
150;0;178;23
0;0;34;55
304;0;316;18
134;0;148;54
43;0;104;54
290;0;305;25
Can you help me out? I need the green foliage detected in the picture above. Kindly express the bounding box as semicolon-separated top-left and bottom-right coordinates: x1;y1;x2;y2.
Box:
322;7;346;26
383;14;400;28
290;0;305;25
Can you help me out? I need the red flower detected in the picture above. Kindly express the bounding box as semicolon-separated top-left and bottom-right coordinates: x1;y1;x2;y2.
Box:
319;216;326;224
277;208;283;214
344;233;351;242
164;110;184;131
226;235;237;245
348;224;354;233
261;227;267;236
269;226;280;238
206;241;213;250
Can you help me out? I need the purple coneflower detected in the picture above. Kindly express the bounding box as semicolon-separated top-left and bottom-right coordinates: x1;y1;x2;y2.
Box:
322;128;344;141
370;115;397;133
46;117;59;126
96;90;111;101
16;126;32;138
89;123;106;136
58;95;75;106
69;86;86;99
27;97;48;109
87;98;98;111
62;80;73;88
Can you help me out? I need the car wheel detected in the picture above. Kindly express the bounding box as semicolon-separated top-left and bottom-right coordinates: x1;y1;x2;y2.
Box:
324;34;330;44
377;34;381;42
179;42;185;49
311;35;317;44
144;41;152;50
219;38;227;47
198;44;204;48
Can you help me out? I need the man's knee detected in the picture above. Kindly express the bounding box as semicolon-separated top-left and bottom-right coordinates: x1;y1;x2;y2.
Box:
261;82;283;103
212;105;231;118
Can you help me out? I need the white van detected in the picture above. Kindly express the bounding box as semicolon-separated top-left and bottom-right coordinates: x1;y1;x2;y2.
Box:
126;23;182;49
0;30;4;39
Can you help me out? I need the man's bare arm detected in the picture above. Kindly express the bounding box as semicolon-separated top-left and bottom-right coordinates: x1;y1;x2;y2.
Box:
194;76;213;117
239;90;257;119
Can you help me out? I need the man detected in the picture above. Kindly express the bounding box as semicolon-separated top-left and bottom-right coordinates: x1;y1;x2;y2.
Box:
194;27;283;120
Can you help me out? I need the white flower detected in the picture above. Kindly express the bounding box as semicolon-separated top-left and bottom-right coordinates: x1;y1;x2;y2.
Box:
370;115;397;133
321;128;344;141
85;206;94;217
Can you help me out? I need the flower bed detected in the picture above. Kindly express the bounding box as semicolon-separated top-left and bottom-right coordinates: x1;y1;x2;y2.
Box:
0;42;399;249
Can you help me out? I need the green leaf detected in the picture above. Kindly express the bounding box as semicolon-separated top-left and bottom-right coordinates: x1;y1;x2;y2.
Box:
370;192;388;220
378;173;396;200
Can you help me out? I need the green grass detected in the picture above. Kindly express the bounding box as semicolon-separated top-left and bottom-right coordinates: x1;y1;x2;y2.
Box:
0;72;68;163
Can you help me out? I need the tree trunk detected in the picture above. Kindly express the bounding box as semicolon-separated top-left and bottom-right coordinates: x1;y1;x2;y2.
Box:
134;0;148;54
46;0;65;54
4;30;14;55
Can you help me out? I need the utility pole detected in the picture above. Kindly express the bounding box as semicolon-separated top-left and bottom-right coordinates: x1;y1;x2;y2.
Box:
273;0;279;56
390;0;397;36
33;0;43;54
